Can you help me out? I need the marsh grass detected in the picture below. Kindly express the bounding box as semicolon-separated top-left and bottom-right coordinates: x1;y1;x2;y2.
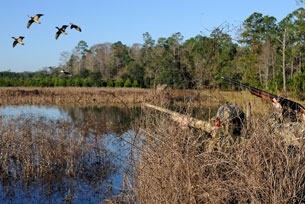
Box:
1;87;305;203
126;103;305;203
0;115;117;202
0;87;161;106
0;87;300;117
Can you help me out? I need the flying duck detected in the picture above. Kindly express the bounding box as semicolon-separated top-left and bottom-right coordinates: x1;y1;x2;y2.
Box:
61;70;73;77
69;23;82;32
27;14;44;29
55;25;68;39
12;36;25;47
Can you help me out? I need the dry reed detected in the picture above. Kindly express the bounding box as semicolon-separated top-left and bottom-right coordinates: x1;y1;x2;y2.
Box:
0;87;169;106
0;87;299;115
125;100;305;204
100;88;305;203
1;87;305;203
0;116;113;187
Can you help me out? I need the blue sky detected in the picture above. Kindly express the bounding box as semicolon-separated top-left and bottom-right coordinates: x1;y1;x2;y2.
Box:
0;0;302;72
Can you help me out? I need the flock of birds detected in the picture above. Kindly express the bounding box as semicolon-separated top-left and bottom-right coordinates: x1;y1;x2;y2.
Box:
12;14;82;47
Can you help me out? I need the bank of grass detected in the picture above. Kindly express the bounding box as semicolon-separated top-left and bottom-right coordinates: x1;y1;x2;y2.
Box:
0;87;301;115
0;87;158;106
115;104;305;204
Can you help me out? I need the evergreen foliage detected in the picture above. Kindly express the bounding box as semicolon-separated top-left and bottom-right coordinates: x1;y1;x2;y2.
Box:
124;78;132;87
1;8;305;98
115;78;124;87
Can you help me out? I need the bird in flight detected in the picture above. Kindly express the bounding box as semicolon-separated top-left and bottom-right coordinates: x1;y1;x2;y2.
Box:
55;25;68;39
70;23;82;32
27;14;44;29
12;36;25;47
61;70;73;77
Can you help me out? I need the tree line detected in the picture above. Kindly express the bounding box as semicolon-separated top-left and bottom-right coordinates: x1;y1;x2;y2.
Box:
1;8;305;98
0;71;139;88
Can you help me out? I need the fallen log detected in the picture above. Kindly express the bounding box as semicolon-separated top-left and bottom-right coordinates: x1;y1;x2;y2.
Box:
142;103;214;133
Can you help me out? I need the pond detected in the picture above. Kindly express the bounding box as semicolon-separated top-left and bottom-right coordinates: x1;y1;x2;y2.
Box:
0;105;141;204
0;103;218;203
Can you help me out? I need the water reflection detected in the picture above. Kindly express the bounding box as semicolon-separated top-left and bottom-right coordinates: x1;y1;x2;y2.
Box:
0;105;70;120
62;105;137;135
0;105;140;204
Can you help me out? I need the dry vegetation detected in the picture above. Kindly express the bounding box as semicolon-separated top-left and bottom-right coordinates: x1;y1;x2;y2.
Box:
0;87;167;106
0;115;115;201
0;86;299;110
103;90;305;203
1;87;305;203
0;87;273;108
121;104;305;204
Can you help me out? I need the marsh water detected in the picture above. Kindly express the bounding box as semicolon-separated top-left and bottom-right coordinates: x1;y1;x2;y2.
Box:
0;104;218;203
0;105;141;204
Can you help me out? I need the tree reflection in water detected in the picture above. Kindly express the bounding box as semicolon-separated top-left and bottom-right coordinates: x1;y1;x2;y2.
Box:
0;105;141;203
62;105;137;135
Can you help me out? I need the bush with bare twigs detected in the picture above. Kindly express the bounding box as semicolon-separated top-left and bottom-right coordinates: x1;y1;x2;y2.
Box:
125;105;305;204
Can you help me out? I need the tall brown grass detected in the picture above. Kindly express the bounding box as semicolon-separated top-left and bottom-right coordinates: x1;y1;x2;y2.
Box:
1;87;305;203
0;116;113;186
0;87;172;106
123;100;305;204
1;87;300;115
0;87;271;107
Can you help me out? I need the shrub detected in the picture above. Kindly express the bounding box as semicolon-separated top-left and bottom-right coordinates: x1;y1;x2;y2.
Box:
124;78;132;87
291;72;305;99
83;77;93;87
107;80;114;87
132;80;139;88
40;77;50;87
115;78;124;87
131;108;305;204
66;78;73;86
74;78;82;87
102;78;108;87
58;78;66;87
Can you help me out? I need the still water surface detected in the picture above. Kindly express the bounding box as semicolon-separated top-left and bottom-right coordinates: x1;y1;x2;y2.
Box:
0;105;141;204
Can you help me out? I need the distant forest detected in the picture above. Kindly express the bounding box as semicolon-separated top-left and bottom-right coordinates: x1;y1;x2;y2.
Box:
1;8;305;98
